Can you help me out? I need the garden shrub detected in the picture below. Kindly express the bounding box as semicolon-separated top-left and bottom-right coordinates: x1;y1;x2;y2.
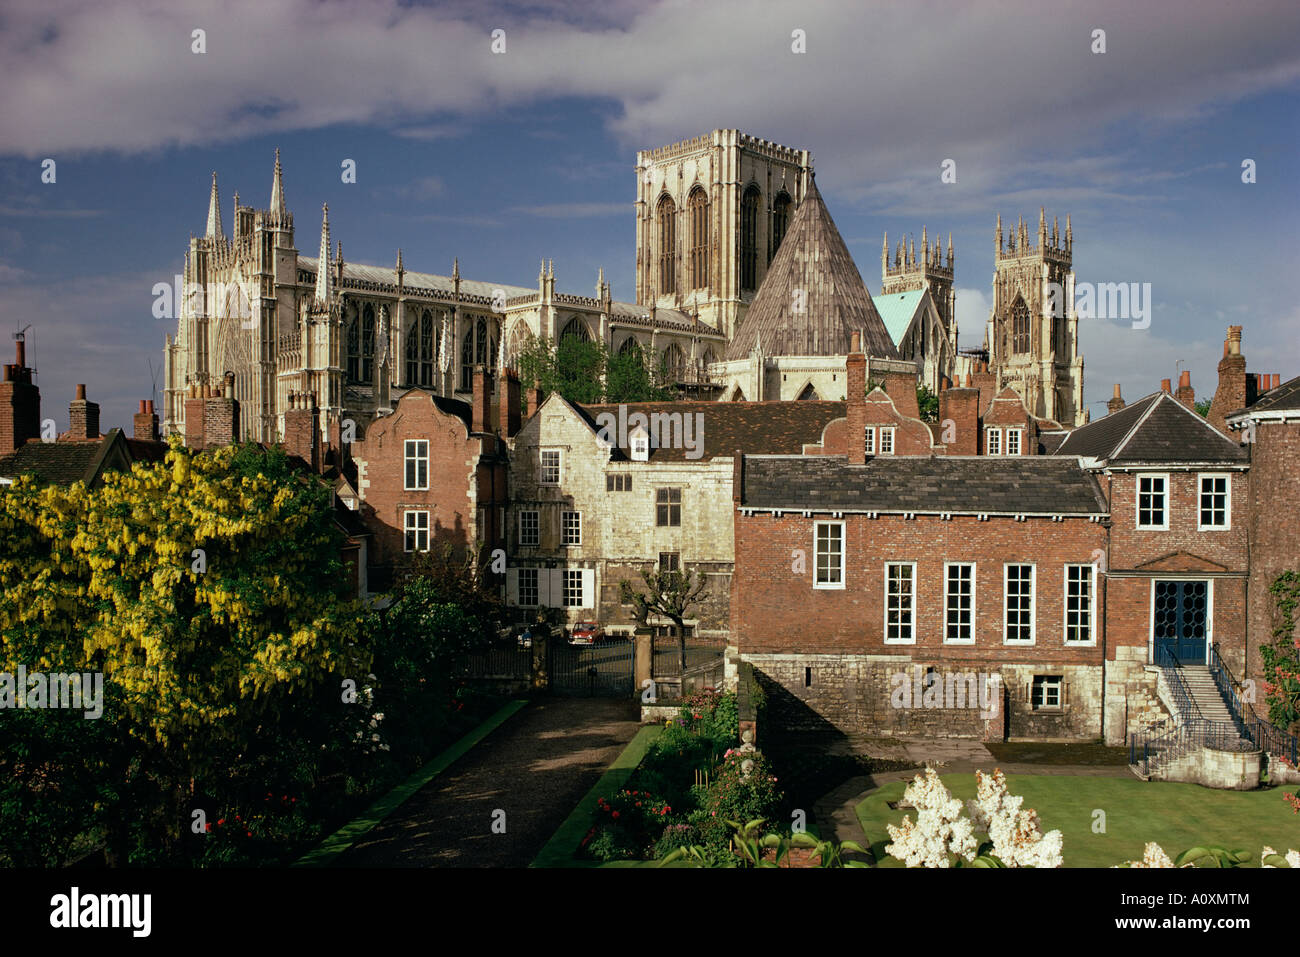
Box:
694;749;783;848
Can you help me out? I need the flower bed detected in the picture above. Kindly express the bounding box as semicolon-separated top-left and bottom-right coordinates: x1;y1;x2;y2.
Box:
579;689;784;862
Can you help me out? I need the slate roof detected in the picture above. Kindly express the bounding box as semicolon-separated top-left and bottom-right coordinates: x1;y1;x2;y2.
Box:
1232;374;1300;417
725;178;899;361
1055;391;1246;464
873;289;925;347
740;455;1109;516
575;400;846;462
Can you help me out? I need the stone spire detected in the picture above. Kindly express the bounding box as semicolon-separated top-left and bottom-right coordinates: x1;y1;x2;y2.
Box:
313;204;331;308
270;148;286;218
205;172;223;240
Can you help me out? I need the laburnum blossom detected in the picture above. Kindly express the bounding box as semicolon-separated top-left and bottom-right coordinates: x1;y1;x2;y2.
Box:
1261;846;1300;868
885;767;978;867
966;769;1063;868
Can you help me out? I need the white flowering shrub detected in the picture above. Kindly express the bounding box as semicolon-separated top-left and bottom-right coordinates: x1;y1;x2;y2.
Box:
884;767;978;868
1114;841;1181;868
966;769;1063;868
1261;846;1300;868
885;767;1061;868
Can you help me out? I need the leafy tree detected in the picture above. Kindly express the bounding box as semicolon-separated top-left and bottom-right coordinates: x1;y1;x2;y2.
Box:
1195;398;1212;418
916;384;940;422
619;567;708;671
0;440;368;861
606;342;675;403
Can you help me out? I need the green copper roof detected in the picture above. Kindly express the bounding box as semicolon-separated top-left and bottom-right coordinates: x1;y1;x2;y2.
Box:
873;289;924;347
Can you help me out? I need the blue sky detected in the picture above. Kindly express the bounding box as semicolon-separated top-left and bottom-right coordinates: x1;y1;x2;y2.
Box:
1;0;1297;432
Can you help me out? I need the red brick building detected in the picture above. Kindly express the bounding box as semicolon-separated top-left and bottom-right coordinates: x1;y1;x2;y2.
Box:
348;370;507;586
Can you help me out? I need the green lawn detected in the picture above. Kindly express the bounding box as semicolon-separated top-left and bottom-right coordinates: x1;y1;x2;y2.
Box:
857;774;1299;868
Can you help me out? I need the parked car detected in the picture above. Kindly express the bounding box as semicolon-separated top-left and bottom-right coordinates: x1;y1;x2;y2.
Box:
567;622;606;645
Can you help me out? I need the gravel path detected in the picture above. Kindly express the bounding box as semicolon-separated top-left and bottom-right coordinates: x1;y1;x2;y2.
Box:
336;697;640;867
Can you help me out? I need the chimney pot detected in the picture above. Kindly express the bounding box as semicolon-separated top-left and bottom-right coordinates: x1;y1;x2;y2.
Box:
15;339;25;368
139;399;147;414
1179;370;1191;388
1112;383;1122;398
1161;378;1171;394
76;383;86;400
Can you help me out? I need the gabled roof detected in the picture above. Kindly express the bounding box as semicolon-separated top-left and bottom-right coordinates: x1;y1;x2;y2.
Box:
740;455;1109;516
872;289;926;347
0;429;133;486
1055;391;1246;464
575;400;848;462
725;179;899;361
1230;374;1300;418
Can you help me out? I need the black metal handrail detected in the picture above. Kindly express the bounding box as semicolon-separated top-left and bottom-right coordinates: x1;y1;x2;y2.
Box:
1154;646;1202;722
1129;718;1255;777
1211;643;1299;767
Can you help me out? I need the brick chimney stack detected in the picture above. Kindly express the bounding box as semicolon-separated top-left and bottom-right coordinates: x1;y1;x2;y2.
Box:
846;331;867;465
68;384;100;441
1208;325;1247;433
471;366;491;434
498;368;521;438
0;337;40;455
133;400;160;442
526;382;545;420
970;360;997;421
283;391;319;471
1175;370;1195;410
1107;383;1125;415
939;379;980;455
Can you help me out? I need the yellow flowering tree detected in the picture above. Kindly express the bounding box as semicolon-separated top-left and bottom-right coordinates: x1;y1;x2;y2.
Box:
0;439;369;861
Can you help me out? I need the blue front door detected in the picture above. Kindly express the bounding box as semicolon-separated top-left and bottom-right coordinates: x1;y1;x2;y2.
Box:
1153;580;1208;664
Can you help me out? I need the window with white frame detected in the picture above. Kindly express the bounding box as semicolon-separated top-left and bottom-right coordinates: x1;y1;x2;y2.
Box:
540;449;561;485
1006;428;1022;456
1031;675;1062;710
561;510;581;546
519;510;539;547
1199;474;1229;529
865;427;876;456
945;563;975;643
986;428;1001;456
814;521;845;588
885;563;916;642
518;568;539;606
1004;564;1034;642
563;569;584;607
403;510;430;552
630;429;650;462
1064;564;1094;643
879;427;895;455
1137;474;1168;529
404;439;429;490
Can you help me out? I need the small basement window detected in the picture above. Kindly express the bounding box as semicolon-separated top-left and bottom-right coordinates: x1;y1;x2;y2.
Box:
1031;675;1063;710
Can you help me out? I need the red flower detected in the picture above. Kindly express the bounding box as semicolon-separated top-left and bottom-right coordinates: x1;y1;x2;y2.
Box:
246;830;252;837
205;822;212;831
612;811;620;819
217;818;225;826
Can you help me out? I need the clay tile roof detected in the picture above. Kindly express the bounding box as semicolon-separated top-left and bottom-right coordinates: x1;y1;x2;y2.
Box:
725;178;899;361
576;400;847;461
0;430;131;486
740;454;1109;515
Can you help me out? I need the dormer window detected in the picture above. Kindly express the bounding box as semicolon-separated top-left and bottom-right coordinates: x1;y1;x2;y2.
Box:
630;427;650;462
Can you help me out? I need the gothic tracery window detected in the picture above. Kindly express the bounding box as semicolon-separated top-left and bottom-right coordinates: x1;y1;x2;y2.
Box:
740;186;760;291
657;194;676;295
1010;296;1030;354
770;192;792;264
406;309;437;387
688;187;709;290
347;303;376;384
459;316;497;391
560;317;592;342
